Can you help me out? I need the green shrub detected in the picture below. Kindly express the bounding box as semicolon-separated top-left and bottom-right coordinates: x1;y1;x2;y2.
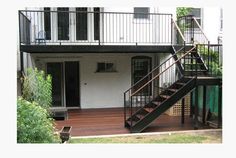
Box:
176;7;192;18
17;98;59;143
22;68;52;109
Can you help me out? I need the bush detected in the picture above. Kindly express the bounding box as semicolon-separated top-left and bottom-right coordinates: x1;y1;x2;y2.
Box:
17;98;59;143
22;68;52;109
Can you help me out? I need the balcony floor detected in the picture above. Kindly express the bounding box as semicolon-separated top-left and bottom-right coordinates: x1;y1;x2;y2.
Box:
20;45;174;53
54;108;212;137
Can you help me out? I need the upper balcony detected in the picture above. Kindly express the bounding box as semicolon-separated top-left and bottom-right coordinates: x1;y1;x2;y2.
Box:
19;8;179;53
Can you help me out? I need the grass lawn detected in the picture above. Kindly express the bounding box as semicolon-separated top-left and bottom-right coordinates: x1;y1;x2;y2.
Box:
68;132;222;143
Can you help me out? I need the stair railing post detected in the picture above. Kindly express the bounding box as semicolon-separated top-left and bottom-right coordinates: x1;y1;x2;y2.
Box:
124;92;126;127
194;85;199;130
218;84;222;128
195;45;198;78
202;86;207;124
130;95;133;129
181;97;185;124
191;15;194;44
183;41;186;76
207;41;210;74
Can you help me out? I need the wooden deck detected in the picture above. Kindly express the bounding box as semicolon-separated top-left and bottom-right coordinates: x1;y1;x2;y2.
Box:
54;108;212;137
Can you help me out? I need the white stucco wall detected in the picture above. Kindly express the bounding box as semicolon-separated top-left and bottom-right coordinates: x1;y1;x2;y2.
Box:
32;53;157;109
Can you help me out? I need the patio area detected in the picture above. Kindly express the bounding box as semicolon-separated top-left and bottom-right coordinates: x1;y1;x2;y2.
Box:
54;108;212;137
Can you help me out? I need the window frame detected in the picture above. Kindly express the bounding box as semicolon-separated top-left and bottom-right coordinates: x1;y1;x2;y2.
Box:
134;7;150;19
96;62;117;73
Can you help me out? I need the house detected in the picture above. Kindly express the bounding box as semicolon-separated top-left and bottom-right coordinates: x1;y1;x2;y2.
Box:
18;7;222;133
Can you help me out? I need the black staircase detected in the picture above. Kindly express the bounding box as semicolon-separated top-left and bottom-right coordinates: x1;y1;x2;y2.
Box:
124;15;222;133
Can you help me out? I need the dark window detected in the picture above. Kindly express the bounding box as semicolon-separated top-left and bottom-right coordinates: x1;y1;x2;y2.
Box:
57;7;69;40
134;7;149;19
44;7;51;40
187;8;202;28
131;56;152;95
76;8;88;40
96;62;116;72
94;8;100;40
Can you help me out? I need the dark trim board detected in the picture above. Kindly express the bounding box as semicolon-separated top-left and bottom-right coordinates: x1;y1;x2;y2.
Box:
20;45;172;53
196;77;222;86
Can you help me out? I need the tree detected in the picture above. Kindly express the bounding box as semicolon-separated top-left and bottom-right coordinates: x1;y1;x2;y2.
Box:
176;7;192;18
22;68;52;109
18;68;59;143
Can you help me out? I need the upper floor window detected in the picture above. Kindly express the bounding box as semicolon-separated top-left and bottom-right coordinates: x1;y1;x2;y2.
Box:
57;7;69;40
188;8;202;27
76;8;88;40
134;7;150;19
44;7;51;40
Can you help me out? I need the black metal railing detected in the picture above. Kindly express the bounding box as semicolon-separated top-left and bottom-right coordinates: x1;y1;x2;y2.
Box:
177;15;209;45
124;18;187;128
196;44;222;77
19;11;31;45
19;10;172;45
124;45;197;129
177;15;222;77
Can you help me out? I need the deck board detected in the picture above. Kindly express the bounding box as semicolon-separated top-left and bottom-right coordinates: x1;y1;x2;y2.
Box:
55;108;211;136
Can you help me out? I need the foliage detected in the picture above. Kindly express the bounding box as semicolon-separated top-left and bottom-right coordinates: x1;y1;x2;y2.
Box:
176;7;192;18
17;98;60;143
197;45;222;76
175;7;192;44
22;68;52;109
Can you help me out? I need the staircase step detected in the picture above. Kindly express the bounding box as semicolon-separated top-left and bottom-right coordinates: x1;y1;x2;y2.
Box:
184;63;204;65
160;95;170;100
136;114;146;120
143;107;154;113
127;115;140;122
182;57;201;60
146;102;159;108
168;88;178;93
127;77;196;133
175;82;186;86
152;101;162;106
185;70;207;72
137;108;149;115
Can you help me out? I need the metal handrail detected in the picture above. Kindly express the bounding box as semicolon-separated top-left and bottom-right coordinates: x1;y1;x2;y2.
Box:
192;17;209;43
131;46;196;96
124;46;185;94
172;18;186;42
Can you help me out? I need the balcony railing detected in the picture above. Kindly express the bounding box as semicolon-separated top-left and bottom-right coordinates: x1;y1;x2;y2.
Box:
19;10;173;46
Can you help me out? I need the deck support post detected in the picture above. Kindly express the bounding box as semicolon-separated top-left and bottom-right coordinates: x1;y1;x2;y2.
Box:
218;85;222;128
202;86;207;124
190;92;193;118
181;97;185;124
194;86;199;130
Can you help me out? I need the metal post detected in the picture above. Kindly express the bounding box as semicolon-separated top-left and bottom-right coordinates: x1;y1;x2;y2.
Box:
181;97;185;124
190;92;193;118
20;51;24;73
194;86;199;130
124;92;126;127
18;11;21;45
202;86;207;124
171;15;173;45
218;85;222;128
98;11;100;46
